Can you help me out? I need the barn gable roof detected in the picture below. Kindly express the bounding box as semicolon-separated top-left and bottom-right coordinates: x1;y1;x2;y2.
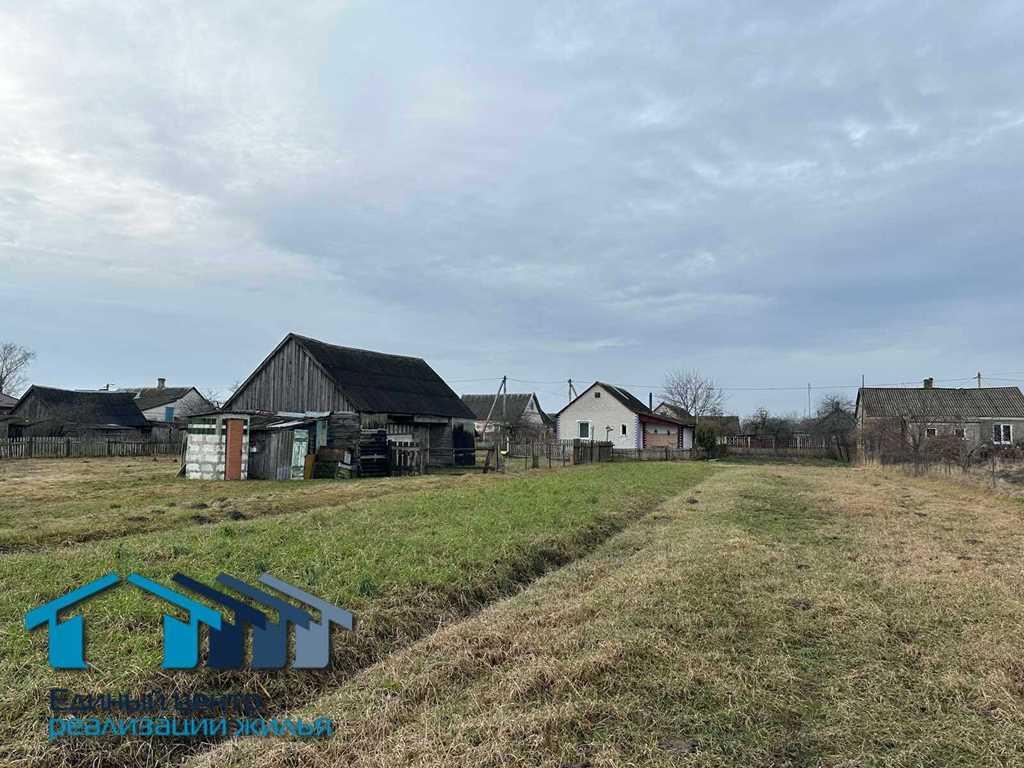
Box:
856;386;1024;420
131;387;197;411
11;386;149;428
227;334;475;419
460;393;536;421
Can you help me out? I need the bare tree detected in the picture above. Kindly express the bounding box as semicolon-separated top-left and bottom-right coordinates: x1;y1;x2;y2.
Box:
0;342;35;396
202;380;242;410
662;369;725;422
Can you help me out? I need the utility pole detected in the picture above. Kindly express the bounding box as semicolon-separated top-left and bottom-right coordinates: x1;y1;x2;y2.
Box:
977;371;982;389
807;383;811;419
568;378;577;401
861;374;865;388
480;377;507;441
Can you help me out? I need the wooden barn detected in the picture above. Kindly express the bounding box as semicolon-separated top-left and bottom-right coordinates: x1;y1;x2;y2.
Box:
0;393;17;416
4;386;151;440
223;334;475;466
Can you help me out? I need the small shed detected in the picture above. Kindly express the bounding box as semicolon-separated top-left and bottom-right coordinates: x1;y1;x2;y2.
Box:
184;413;251;481
185;410;361;481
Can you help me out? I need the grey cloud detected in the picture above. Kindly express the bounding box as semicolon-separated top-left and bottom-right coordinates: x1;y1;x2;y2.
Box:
1;0;1022;414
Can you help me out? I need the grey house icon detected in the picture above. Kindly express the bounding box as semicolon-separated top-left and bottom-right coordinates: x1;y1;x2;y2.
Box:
259;573;355;668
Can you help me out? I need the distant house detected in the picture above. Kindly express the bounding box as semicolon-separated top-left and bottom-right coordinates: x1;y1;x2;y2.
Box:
5;386;151;440
223;333;475;465
856;378;1024;457
557;382;693;450
654;403;740;443
0;393;17;416
120;379;213;423
460;392;554;439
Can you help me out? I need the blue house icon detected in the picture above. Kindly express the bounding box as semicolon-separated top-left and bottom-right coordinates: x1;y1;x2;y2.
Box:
24;573;121;669
25;573;222;670
126;574;222;668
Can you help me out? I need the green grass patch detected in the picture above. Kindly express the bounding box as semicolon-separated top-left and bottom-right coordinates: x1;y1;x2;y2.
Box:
0;460;711;766
193;464;1024;768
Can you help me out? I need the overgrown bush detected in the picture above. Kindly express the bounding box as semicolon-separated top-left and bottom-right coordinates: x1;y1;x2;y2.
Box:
696;424;720;458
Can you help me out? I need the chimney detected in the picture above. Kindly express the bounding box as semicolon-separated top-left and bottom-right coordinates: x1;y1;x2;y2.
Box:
923;377;934;389
649;392;653;410
157;377;166;390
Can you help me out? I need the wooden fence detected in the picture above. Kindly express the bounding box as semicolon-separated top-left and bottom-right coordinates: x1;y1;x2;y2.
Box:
0;437;183;460
723;435;850;461
612;447;696;462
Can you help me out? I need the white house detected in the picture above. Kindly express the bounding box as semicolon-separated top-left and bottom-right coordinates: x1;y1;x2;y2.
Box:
556;382;694;450
122;379;213;423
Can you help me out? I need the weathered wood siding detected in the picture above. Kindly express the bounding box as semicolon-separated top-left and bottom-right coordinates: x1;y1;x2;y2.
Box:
230;338;353;413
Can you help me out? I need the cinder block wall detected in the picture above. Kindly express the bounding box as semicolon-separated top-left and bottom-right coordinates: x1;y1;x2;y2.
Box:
185;417;249;480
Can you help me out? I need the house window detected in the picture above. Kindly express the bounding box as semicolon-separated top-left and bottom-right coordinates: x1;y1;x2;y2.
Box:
925;428;937;438
994;424;1013;444
621;424;627;436
954;428;966;439
578;421;591;439
164;406;175;422
594;391;601;398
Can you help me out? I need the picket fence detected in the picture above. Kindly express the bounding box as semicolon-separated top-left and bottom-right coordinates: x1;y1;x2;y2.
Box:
0;437;182;460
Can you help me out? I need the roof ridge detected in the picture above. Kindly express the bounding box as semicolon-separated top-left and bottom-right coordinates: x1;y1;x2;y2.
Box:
291;333;427;364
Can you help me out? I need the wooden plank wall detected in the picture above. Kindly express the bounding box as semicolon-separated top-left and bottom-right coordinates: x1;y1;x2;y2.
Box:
229;338;353;413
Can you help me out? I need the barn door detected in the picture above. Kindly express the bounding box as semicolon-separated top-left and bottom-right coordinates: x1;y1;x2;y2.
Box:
224;419;244;480
290;430;309;480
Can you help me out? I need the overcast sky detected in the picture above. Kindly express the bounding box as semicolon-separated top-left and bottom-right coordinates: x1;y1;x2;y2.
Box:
2;1;1023;416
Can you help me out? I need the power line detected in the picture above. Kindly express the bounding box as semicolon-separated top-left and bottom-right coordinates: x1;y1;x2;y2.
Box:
453;373;1008;395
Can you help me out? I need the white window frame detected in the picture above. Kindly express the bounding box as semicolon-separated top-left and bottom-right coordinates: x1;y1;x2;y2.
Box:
954;428;966;439
577;420;592;440
994;423;1013;445
925;427;937;438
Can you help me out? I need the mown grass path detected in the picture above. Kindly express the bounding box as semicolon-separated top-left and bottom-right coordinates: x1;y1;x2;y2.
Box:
193;463;1024;768
0;460;712;767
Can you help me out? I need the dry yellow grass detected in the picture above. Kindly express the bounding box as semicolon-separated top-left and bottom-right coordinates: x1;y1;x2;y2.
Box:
187;463;1024;768
0;457;497;550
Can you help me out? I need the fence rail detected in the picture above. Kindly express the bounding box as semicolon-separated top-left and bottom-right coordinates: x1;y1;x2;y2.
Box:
0;437;183;460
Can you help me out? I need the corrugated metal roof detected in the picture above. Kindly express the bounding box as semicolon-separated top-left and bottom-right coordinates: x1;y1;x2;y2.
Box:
858;386;1024;419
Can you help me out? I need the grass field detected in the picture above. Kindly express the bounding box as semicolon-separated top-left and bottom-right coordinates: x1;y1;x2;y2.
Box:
0;458;712;766
193;462;1024;768
5;458;1024;766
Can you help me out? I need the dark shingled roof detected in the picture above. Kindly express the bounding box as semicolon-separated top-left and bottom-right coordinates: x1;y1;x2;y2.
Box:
653;402;697;426
11;386;149;427
292;335;475;419
461;393;535;421
559;382;689;426
857;386;1024;419
0;393;17;410
132;387;194;411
